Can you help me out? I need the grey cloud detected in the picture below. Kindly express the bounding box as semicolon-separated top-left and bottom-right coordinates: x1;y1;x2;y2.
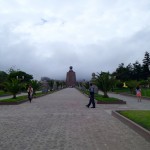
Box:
1;0;150;81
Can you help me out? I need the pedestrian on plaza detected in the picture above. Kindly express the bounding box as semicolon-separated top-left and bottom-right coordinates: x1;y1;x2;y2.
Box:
86;83;95;108
136;86;142;102
27;85;33;103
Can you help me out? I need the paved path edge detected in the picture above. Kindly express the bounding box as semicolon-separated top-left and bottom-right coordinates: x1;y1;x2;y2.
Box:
112;110;150;142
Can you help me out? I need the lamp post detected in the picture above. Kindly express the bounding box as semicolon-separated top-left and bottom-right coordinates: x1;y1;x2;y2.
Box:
16;76;24;80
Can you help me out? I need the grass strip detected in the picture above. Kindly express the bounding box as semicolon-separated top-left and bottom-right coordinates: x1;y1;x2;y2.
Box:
0;91;55;102
0;90;11;96
83;90;121;102
94;94;120;102
0;95;28;102
118;110;150;131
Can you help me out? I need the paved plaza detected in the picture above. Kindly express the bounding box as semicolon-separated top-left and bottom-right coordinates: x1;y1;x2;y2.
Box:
0;88;150;150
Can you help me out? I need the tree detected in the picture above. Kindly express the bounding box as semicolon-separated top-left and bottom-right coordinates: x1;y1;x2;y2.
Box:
132;61;142;80
30;80;40;95
8;70;33;83
0;71;8;90
142;51;150;80
126;80;138;94
114;63;131;81
4;79;22;98
85;81;90;90
48;79;54;91
56;81;60;89
95;72;112;98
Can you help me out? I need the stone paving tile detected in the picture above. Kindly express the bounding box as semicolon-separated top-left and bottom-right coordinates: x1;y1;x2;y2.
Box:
0;88;150;150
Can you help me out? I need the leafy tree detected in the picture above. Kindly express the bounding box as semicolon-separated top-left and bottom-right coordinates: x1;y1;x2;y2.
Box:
110;76;117;91
95;72;112;98
126;80;138;94
4;79;22;98
56;81;60;89
132;61;142;80
0;71;8;82
30;80;40;94
0;71;8;90
59;80;66;89
8;69;33;83
115;80;123;88
48;79;54;91
142;51;150;80
61;81;66;88
114;63;131;81
139;80;149;88
85;81;90;90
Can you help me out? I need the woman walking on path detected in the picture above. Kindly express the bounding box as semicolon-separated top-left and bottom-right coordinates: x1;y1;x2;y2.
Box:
136;86;142;102
27;85;33;103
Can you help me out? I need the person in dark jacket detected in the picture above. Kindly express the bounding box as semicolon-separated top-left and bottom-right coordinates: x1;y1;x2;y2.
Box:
86;83;95;108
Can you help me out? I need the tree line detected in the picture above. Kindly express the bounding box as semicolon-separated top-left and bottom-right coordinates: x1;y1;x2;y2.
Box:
112;51;150;81
0;68;66;98
79;51;150;98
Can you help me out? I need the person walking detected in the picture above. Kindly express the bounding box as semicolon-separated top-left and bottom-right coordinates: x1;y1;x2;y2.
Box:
136;86;142;102
27;85;33;103
86;83;95;108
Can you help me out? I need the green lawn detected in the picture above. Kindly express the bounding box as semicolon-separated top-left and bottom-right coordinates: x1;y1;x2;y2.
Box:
118;110;150;131
0;90;11;96
0;91;53;103
113;88;150;97
142;89;150;97
83;90;121;102
113;88;130;93
94;93;121;102
0;95;28;102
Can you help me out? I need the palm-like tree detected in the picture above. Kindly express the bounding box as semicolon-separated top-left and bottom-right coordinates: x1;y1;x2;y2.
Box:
4;79;22;98
95;72;113;98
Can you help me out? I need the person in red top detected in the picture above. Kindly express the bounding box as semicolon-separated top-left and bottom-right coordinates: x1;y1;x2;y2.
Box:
136;86;142;102
27;85;33;103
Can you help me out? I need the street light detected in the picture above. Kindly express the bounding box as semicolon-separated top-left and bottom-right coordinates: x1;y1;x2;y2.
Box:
16;76;24;81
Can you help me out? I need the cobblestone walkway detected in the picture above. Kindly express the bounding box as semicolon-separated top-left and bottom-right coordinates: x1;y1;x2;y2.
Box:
0;88;150;150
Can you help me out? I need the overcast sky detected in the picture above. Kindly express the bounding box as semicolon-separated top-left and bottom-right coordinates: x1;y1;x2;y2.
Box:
0;0;150;81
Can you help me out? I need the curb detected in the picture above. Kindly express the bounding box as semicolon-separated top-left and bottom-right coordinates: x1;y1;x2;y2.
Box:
97;100;126;104
112;110;150;142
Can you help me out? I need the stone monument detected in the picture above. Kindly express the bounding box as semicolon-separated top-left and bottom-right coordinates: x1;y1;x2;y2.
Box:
66;66;76;87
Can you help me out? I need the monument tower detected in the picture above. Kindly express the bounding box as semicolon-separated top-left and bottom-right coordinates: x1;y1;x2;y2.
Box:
66;66;76;87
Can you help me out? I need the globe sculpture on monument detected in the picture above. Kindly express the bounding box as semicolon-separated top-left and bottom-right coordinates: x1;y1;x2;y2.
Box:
66;66;76;87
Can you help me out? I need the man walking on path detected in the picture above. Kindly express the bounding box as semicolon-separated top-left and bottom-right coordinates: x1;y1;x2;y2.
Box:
86;83;95;108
